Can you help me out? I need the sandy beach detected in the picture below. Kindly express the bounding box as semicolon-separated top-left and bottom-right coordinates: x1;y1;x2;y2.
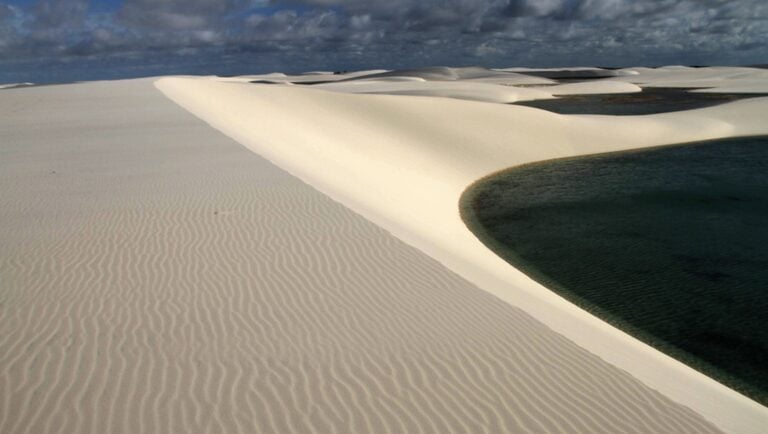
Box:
2;67;767;433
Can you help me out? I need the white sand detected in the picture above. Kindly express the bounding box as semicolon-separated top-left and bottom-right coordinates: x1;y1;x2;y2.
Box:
0;78;729;433
349;66;553;84
529;80;641;95
157;73;768;433
496;67;639;79
220;69;391;85
609;66;768;92
314;79;554;103
235;66;645;105
232;66;556;90
0;82;34;89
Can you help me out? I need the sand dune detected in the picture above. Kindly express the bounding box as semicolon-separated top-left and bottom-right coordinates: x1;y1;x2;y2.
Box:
610;66;768;92
0;82;34;89
303;66;561;103
529;80;641;95
498;67;637;79
348;66;553;84
0;78;732;433
231;66;556;90
220;69;391;85
313;79;554;103
157;74;768;433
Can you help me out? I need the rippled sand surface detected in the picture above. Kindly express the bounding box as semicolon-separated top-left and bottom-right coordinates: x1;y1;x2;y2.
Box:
0;79;721;433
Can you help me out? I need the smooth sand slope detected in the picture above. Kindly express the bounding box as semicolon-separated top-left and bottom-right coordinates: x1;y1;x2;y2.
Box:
0;79;725;433
157;72;768;433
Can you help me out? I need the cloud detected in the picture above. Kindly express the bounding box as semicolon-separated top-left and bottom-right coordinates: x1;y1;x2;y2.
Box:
1;0;767;83
0;4;14;20
30;0;88;31
118;0;246;30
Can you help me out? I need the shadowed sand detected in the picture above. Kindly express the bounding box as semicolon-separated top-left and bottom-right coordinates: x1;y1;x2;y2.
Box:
0;79;726;433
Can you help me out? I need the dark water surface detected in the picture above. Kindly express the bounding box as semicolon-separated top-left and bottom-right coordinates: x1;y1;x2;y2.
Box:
515;87;768;115
462;136;768;405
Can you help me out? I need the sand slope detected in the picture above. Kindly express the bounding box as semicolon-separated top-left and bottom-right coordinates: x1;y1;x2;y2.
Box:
0;79;728;433
157;76;768;433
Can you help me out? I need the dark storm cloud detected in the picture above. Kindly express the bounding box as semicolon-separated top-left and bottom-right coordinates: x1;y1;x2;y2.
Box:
1;0;767;82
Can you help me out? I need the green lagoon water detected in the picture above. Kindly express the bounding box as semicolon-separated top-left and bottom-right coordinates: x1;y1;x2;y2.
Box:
462;136;768;405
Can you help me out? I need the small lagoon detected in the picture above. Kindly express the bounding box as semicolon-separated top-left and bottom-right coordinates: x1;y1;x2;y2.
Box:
515;87;768;115
462;136;768;405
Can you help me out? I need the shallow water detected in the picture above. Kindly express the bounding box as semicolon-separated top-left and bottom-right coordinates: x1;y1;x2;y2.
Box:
515;87;768;115
462;136;768;405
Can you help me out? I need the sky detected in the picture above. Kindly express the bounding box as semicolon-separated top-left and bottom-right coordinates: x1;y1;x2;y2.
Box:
0;0;766;83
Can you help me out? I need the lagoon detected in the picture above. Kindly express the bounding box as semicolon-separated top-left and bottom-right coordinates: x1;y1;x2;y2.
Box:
462;136;768;405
